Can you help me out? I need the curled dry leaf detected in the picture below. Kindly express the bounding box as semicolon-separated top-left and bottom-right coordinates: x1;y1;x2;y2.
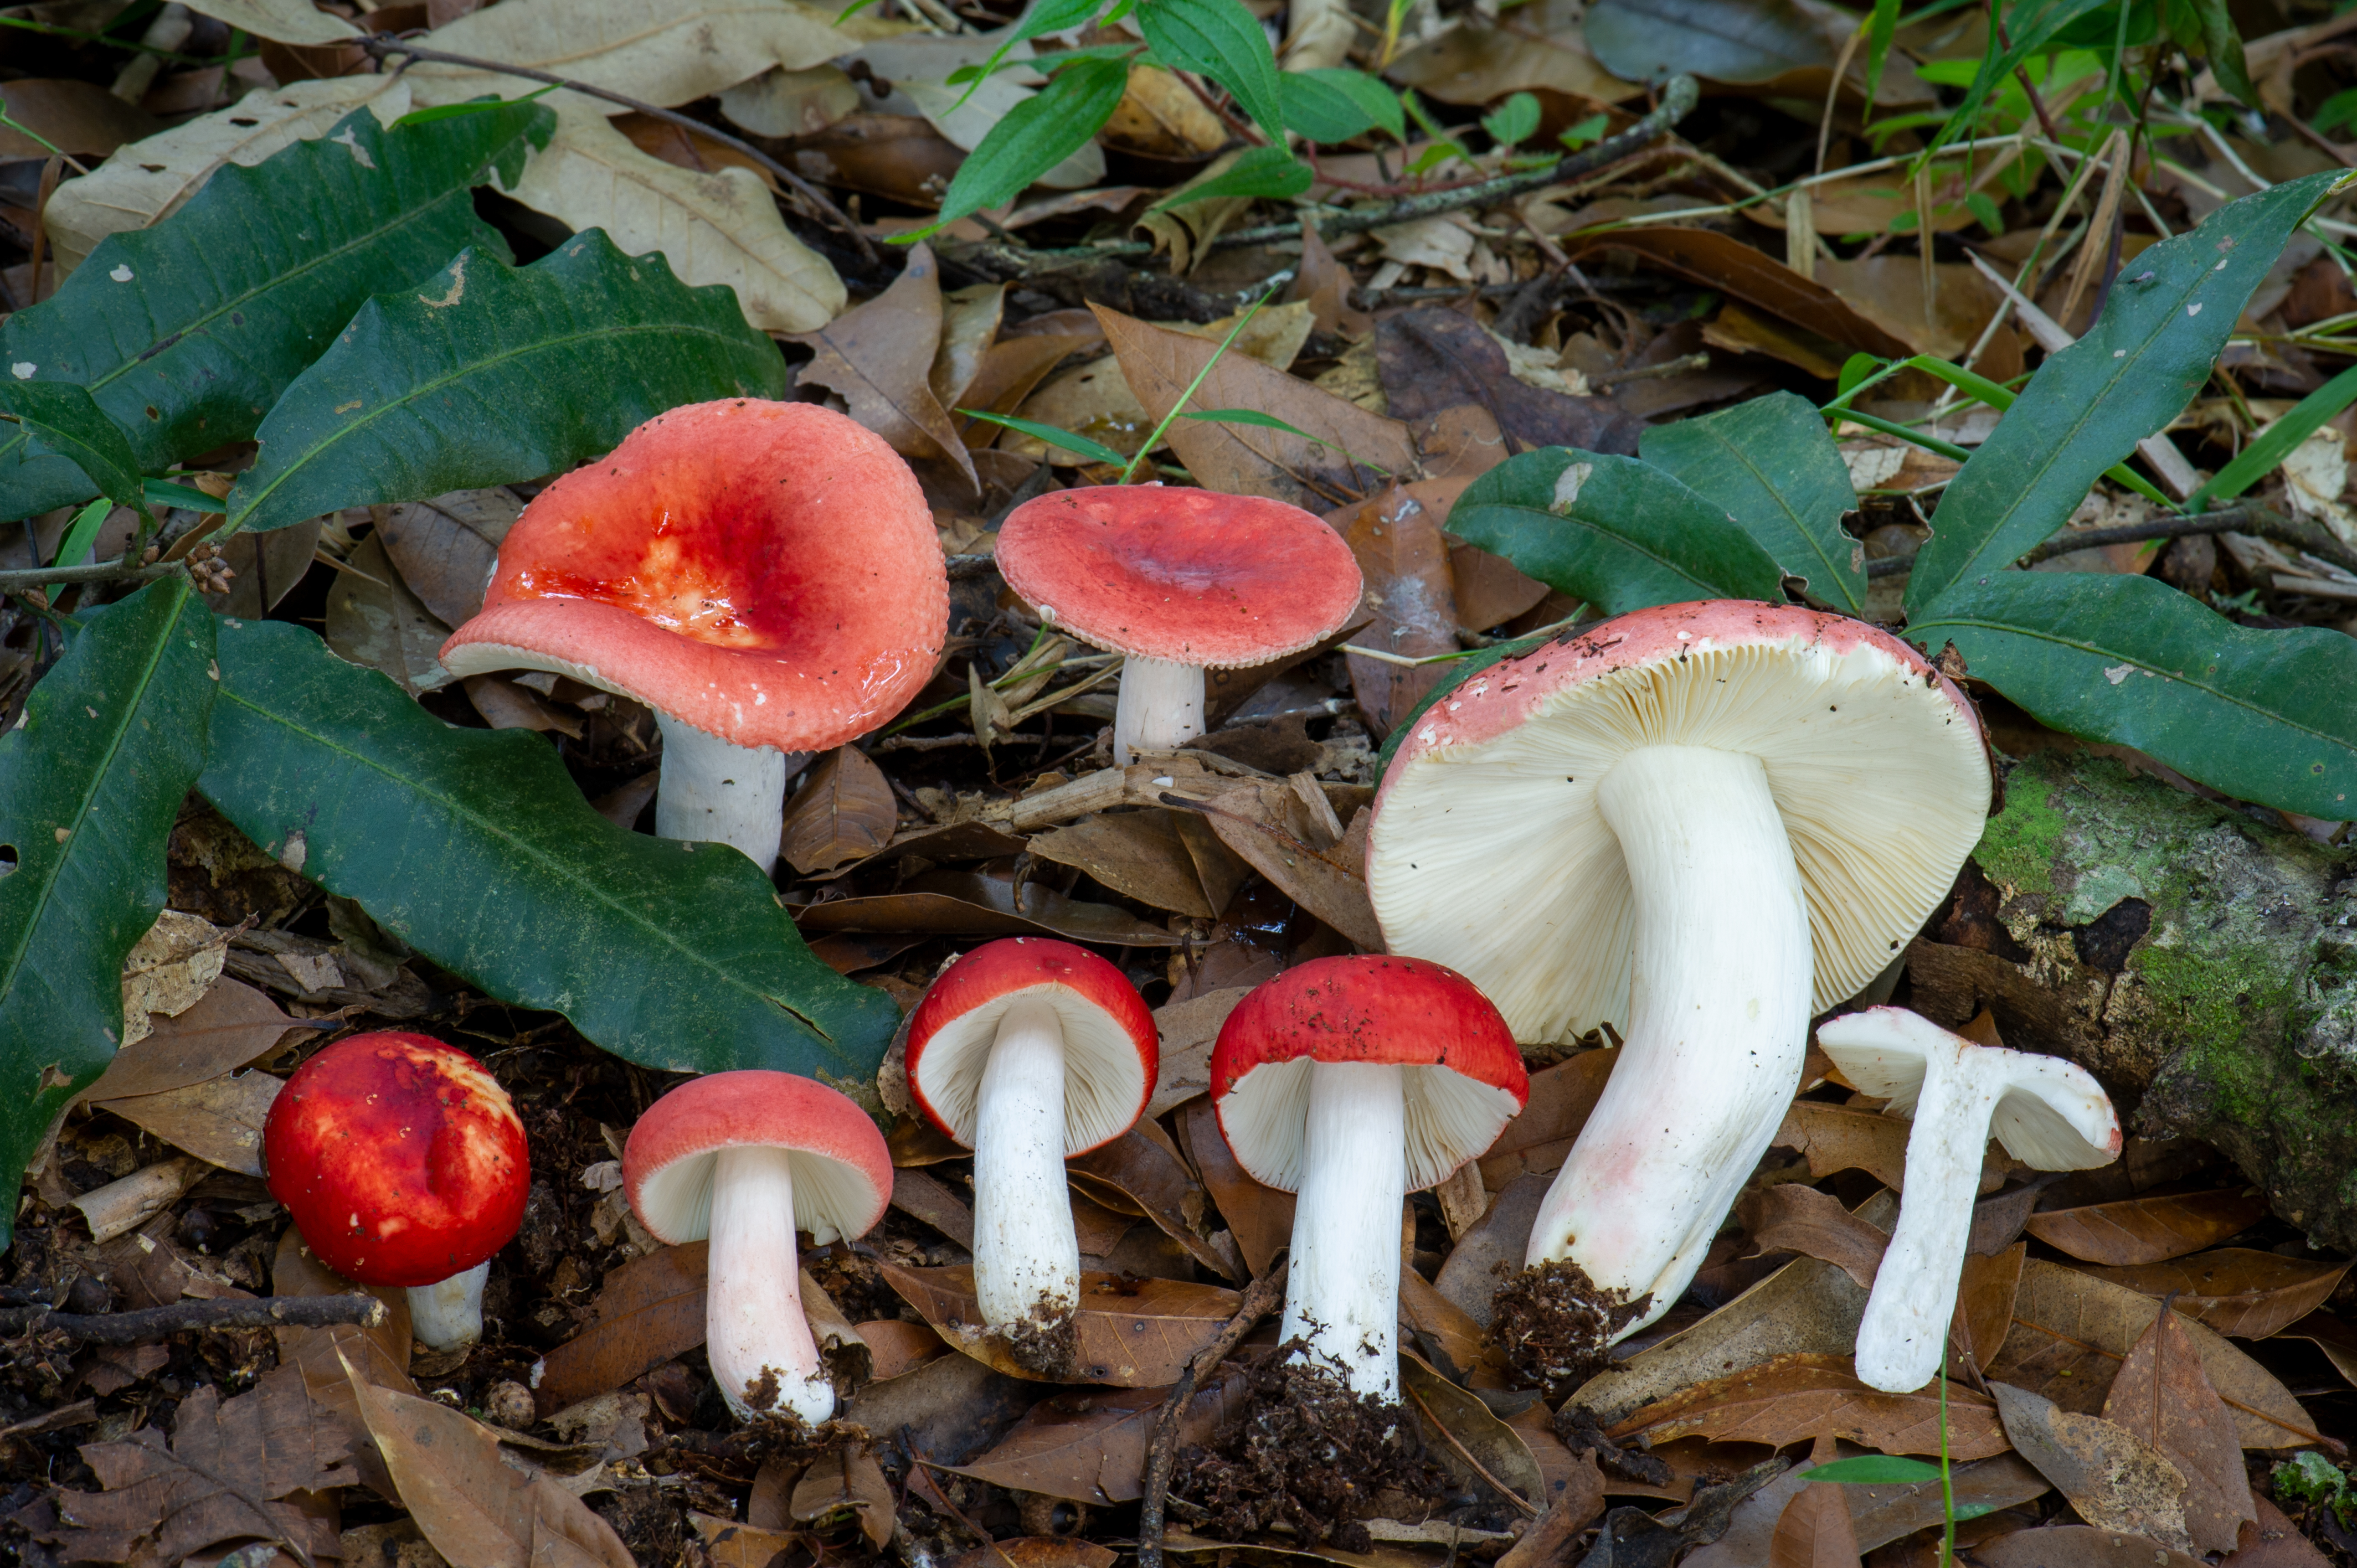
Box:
781;747;899;875
953;1371;1250;1505
1029;809;1228;920
2274;1311;2357;1389
1402;1354;1547;1511
2023;1189;2274;1266
323;534;455;698
532;1242;710;1417
1564;229;1915;360
856;1319;949;1381
1477;1051;1616;1190
1607;1353;2010;1460
78;977;303;1103
795;871;1185;946
2101;1303;2256;1555
1991;1379;2193;1553
374;488;524;628
694;1514;805;1568
878;1262;1241;1386
1433;1172;1550;1328
1737;1182;1888;1292
1842;1452;2051;1554
117;910;230;1039
890;1165;977;1249
2081;1249;2351;1341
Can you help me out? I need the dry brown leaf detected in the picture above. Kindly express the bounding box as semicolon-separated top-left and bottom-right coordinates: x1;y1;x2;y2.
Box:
325;533;455;697
1068;1127;1237;1280
1433;1172;1550;1327
945;1538;1119;1568
694;1513;805;1568
781;746;898;875
118;910;230;1040
953;1370;1249;1504
1775;1101;2011;1195
789;243;975;488
375;489;524;628
1402;1354;1547;1509
933;282;1006;415
1738;1183;1889;1291
2101;1303;2255;1554
1330;483;1460;736
271;1228;413;1412
1181;1094;1291;1277
1609;1353;2010;1459
959;333;1094;448
1450;539;1551;631
1375;309;1642;458
1386;25;1640;106
1969;1525;2202;1566
790;1446;894;1549
1991;1380;2192;1552
891;1165;977;1248
879;1263;1239;1386
0;78;161;159
404;0;855;112
2023;1189;2272;1266
2222;1494;2335;1567
2077;1251;2350;1340
1813;257;2008;360
718;64;862;139
532;1243;710;1416
92;1071;279;1175
1400;1268;1508;1389
1770;1476;1862;1568
1478;1050;1615;1189
1030;810;1225;919
77;977;303;1103
1167;780;1382;951
1565;229;1915;360
1951;1241;2027;1370
1099;64;1227;157
2273;1311;2357;1389
1841;1452;2050;1554
856;1319;948;1381
795;872;1184;946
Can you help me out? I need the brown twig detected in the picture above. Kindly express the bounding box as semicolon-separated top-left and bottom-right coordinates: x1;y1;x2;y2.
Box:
1591;351;1710;389
1138;1256;1290;1568
0;557;188;594
0;1293;386;1342
1865;503;2357;581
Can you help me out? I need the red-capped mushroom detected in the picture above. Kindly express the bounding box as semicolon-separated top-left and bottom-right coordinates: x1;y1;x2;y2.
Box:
623;1071;891;1423
906;938;1156;1337
263;1031;529;1352
996;486;1363;764
1211;956;1527;1399
440;400;946;872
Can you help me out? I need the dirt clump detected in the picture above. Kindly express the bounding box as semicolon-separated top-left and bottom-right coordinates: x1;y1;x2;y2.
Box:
1491;1258;1645;1401
999;1295;1080;1378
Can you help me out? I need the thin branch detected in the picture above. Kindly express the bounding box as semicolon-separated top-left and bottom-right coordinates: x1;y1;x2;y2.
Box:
1138;1257;1289;1568
0;1294;386;1343
0;558;187;592
1865;504;2357;580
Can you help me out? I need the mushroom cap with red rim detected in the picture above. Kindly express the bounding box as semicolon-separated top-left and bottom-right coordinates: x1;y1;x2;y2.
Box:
905;937;1157;1155
440;400;945;751
1367;601;1991;1044
623;1071;892;1247
1211;955;1527;1194
996;485;1364;668
263;1032;529;1288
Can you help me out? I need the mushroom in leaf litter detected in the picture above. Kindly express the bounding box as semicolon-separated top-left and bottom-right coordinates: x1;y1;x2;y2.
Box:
263;1032;529;1352
1366;602;1991;1339
1818;1005;2119;1392
441;399;946;873
996;484;1364;765
1212;955;1526;1400
623;1071;892;1423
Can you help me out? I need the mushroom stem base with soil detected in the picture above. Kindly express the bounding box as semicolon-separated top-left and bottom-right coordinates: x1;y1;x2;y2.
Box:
654;711;797;874
1114;655;1203;766
706;1144;831;1424
405;1261;490;1352
1282;1060;1406;1401
1524;745;1814;1337
971;996;1082;1333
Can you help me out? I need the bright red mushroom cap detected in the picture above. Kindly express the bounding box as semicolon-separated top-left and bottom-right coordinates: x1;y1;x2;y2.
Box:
623;1071;892;1247
905;937;1158;1154
996;486;1363;667
263;1032;528;1288
1211;956;1528;1194
439;399;946;750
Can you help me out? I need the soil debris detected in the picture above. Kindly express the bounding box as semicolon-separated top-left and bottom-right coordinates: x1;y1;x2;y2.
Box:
1491;1258;1644;1402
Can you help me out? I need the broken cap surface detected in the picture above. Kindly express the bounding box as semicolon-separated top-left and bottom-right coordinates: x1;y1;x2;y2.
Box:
440;399;945;751
1211;955;1527;1193
1817;1006;2122;1169
624;1070;893;1246
905;936;1157;1154
996;485;1363;667
1368;601;1991;1043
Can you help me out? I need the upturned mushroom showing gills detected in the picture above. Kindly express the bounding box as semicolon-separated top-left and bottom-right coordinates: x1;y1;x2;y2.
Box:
623;1071;891;1423
1366;603;1991;1338
440;400;945;873
905;938;1156;1355
264;1032;529;1352
1212;956;1527;1400
1818;1007;2119;1392
996;485;1364;765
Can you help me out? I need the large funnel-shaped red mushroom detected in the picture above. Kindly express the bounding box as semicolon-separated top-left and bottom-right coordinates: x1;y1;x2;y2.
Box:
441;400;946;872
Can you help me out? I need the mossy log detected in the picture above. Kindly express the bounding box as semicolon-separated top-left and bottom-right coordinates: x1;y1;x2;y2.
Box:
1902;747;2357;1250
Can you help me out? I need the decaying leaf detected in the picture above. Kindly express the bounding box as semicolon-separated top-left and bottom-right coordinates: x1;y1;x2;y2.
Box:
1608;1353;2009;1460
1951;1241;2028;1370
117;909;231;1043
953;1371;1250;1504
92;1069;280;1175
533;1243;712;1416
2079;1250;2351;1340
77;977;303;1103
2100;1303;2255;1554
1737;1182;1888;1291
790;1445;894;1549
781;747;899;874
1182;1094;1292;1277
1991;1379;2193;1552
374;488;526;628
2023;1189;2273;1266
1068;1127;1238;1280
880;1262;1239;1386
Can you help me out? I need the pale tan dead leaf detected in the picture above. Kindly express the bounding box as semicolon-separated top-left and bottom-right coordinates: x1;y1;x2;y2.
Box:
324;534;455;698
1376;215;1478;281
177;0;359;45
781;747;898;875
94;1071;280;1175
995;304;1311;463
881;1263;1240;1385
78;978;304;1104
1100;65;1227;157
718;65;863;138
1135;148;1257;274
1991;1380;2193;1552
933;283;1006;414
790;241;971;484
118;910;230;1047
1282;0;1356;71
2101;1305;2256;1555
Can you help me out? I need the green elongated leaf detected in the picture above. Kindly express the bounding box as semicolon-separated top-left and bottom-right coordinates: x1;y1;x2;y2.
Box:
1375;632;1552;769
2186;360;2357;510
917;53;1130;238
50;499;114;575
1908;570;2357;819
946;0;1109;111
224;233;785;535
1916;0;2109;163
1639;390;1864;615
1149;145;1311;210
1447;446;1787;616
1894;353;2173;508
1278;68;1402;142
1136;0;1284;142
0;577;215;1249
143;479;222;513
960;408;1131;468
0;100;548;522
199;617;900;1081
1802;1456;1946;1484
2186;0;2260;110
0;381;144;508
1905;169;2345;614
393;84;558;127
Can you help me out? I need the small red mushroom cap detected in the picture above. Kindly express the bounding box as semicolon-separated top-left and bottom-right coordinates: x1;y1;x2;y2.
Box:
905;937;1157;1155
623;1071;892;1247
1211;956;1528;1194
263;1032;529;1288
996;486;1363;668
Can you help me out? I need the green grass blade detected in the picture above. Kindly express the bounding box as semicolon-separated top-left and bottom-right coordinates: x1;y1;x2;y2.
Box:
2184;360;2357;511
960;409;1132;469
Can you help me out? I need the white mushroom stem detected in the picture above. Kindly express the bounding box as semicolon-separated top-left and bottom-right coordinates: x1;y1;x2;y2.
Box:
654;711;797;874
971;996;1080;1328
405;1261;490;1352
1525;745;1814;1335
1113;655;1204;765
705;1144;832;1423
1282;1059;1406;1401
1852;1057;1999;1393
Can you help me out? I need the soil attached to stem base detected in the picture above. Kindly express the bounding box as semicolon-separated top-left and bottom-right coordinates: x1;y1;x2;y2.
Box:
1490;1259;1646;1402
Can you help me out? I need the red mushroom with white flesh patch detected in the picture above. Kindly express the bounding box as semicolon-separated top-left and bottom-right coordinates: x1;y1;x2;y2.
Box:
622;1071;891;1423
1212;956;1527;1399
440;399;945;872
1366;602;1991;1337
263;1031;529;1352
995;485;1364;765
905;938;1157;1336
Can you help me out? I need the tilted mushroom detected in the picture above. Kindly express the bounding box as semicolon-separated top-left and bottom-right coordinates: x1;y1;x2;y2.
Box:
995;484;1364;765
1366;603;1991;1335
441;399;945;872
1212;955;1527;1399
1818;1005;2119;1392
264;1032;529;1352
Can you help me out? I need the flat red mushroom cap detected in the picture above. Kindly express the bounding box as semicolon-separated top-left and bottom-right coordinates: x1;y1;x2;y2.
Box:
996;486;1363;667
263;1033;528;1288
623;1071;893;1248
440;400;946;751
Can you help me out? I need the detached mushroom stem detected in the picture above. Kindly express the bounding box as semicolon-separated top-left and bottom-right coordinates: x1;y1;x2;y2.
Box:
1283;1061;1407;1399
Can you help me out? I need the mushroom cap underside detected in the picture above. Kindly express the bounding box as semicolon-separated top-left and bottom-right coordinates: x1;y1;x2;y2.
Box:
623;1070;893;1247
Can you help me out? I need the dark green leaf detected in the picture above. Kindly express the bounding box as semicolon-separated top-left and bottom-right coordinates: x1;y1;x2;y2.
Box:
1908;570;2357;819
142;478;222;513
946;0;1108;110
1862;0;1901;111
0;577;215;1249
1375;632;1551;770
2317;86;2357;137
1136;0;1285;142
1447;446;1787;615
1639;390;1864;614
917;53;1130;237
223;233;785;535
1278;68;1403;143
959;408;1131;468
0;380;143;507
1802;1456;1947;1484
199;617;900;1080
1905;169;2344;613
1151;145;1311;209
393;84;559;127
2186;0;2258;110
0;100;548;520
2186;360;2357;509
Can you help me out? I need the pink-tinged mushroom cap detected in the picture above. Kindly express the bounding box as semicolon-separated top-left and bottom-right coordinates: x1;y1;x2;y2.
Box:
624;1071;892;1246
996;486;1364;667
905;937;1157;1154
1211;955;1528;1194
440;400;945;750
1367;601;1990;1044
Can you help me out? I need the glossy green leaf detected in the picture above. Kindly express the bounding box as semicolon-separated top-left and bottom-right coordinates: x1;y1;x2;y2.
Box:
1150;145;1311;210
1882;353;2171;508
224;233;785;535
199;617;900;1081
1136;0;1284;141
2185;359;2357;510
50;499;113;572
1481;91;1540;151
0;380;143;508
1801;1456;1946;1484
945;0;1109;110
917;53;1130;238
1278;68;1403;143
960;409;1131;468
0;577;215;1249
1908;570;2357;819
2184;0;2258;110
1639;390;1864;615
142;478;222;513
0;100;548;521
